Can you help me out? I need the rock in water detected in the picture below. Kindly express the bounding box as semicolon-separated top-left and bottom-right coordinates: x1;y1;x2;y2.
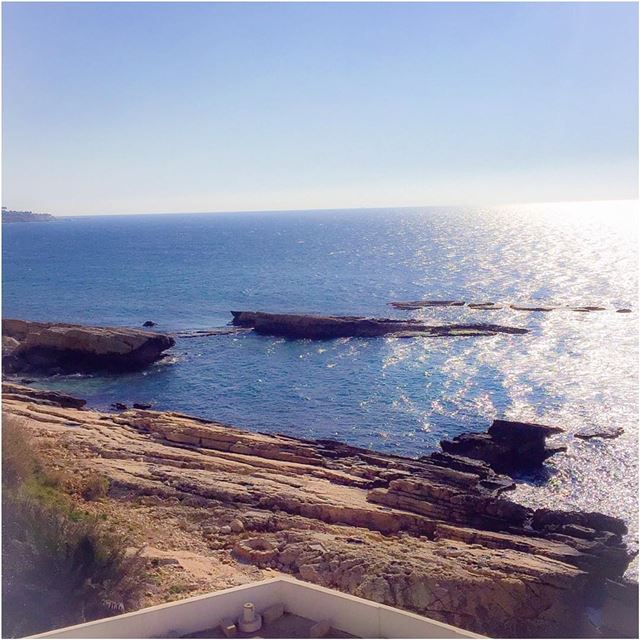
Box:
440;419;565;473
468;302;503;310
575;426;624;440
142;320;157;327
510;304;556;312
2;319;175;374
389;300;465;310
230;311;528;339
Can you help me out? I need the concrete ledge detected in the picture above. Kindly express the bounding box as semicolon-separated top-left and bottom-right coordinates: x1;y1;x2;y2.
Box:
30;577;482;639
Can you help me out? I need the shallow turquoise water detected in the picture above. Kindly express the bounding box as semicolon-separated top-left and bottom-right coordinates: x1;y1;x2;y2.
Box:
3;202;638;550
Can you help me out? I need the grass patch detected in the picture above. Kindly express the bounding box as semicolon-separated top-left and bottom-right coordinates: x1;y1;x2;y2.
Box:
2;413;148;637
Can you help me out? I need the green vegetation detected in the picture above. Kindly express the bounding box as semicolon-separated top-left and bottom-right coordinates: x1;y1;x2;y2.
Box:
2;415;147;637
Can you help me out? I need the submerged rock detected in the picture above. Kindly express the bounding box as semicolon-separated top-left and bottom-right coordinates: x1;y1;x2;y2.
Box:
2;319;175;375
575;426;624;440
468;302;503;310
175;327;251;338
230;311;528;340
440;419;565;473
510;304;556;312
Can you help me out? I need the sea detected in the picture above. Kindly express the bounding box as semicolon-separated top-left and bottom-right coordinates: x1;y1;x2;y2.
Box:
3;201;638;564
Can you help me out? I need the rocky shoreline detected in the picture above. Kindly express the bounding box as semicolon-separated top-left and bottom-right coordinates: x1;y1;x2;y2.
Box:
2;382;636;638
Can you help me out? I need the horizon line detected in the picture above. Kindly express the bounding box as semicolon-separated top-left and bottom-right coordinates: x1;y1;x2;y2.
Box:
40;196;640;218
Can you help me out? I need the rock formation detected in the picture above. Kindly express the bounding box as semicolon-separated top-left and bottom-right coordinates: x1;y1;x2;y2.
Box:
468;302;503;310
2;319;175;374
389;300;465;310
510;304;557;312
575;426;624;440
440;419;566;473
2;384;635;638
230;312;528;339
2;381;86;409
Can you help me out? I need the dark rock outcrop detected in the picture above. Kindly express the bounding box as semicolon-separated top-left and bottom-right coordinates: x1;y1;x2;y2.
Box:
616;308;632;313
468;302;503;310
142;321;156;327
510;304;556;312
389;300;465;310
531;508;628;537
575;426;624;440
600;579;639;638
230;311;528;340
440;419;565;473
2;319;175;375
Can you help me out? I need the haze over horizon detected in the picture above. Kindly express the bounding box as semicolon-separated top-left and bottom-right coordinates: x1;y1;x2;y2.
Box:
3;2;638;216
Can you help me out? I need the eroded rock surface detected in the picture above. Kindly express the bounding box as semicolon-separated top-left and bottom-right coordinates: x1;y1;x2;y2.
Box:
2;319;175;374
230;311;528;339
2;385;635;638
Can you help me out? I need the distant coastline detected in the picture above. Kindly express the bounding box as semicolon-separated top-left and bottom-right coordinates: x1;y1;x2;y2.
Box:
2;207;54;223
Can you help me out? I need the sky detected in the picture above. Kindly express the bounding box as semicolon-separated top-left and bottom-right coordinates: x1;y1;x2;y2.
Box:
2;1;638;216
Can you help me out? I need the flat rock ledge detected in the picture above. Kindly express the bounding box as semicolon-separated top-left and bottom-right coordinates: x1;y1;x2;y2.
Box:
3;384;636;638
230;311;528;339
2;319;175;374
388;300;631;313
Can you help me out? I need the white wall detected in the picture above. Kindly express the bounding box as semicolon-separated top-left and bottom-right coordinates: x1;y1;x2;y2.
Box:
31;577;483;639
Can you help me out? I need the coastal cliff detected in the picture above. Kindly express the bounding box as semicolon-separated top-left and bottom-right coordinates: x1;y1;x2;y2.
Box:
3;383;635;638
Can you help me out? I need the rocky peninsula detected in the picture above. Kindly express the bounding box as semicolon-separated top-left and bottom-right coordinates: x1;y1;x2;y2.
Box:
2;382;636;638
2;207;54;223
2;319;175;374
230;311;528;339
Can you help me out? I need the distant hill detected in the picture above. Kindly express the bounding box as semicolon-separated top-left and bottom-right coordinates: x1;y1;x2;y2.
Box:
2;207;55;223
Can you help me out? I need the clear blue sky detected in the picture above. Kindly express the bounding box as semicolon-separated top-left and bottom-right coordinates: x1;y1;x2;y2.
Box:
2;1;638;215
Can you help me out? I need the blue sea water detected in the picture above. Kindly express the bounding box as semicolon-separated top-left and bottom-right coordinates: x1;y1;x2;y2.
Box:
2;202;638;552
